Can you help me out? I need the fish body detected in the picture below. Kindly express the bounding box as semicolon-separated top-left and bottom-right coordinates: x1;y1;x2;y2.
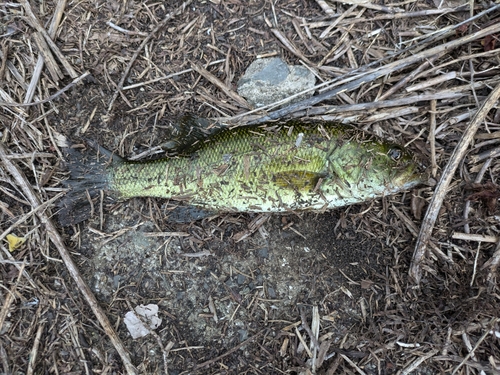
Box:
60;119;427;225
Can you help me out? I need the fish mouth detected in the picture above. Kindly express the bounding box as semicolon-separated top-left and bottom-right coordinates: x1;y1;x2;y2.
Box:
393;162;430;190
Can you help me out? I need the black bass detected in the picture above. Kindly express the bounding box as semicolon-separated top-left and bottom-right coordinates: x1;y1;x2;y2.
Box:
59;119;427;225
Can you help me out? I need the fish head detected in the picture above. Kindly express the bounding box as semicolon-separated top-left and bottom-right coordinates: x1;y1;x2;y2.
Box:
327;136;428;202
371;142;429;192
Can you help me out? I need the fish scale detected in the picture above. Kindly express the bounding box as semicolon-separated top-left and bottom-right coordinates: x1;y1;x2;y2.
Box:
59;119;427;225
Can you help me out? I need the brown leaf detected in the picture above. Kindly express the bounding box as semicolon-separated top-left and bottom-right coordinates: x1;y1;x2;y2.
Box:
482;34;498;52
466;182;500;214
456;23;469;35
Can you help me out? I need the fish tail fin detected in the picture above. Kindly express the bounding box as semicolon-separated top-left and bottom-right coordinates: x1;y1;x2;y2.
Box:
58;142;116;226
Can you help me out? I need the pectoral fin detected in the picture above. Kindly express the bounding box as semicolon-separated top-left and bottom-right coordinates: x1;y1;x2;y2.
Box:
272;171;326;192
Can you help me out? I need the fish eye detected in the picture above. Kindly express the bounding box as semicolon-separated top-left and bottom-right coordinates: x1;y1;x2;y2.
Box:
388;147;403;161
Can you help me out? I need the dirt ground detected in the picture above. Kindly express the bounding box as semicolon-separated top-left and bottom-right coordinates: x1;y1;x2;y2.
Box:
1;0;500;374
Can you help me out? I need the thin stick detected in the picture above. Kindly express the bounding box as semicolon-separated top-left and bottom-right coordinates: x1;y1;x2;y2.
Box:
0;263;25;336
106;21;148;36
122;59;225;91
191;63;249;108
300;308;320;350
0;143;138;375
429;100;438;178
315;0;335;14
340;353;367;375
405;71;457;92
330;0;403;13
106;0;192;115
219;82;473;125
377;55;440;101
463;158;493;233
409;82;500;285
31;31;64;82
452;232;498;243
307;5;473;29
400;350;439;375
295;326;313;358
270;28;315;67
26;322;45;375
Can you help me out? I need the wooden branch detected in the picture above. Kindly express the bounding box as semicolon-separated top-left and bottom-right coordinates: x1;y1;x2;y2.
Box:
483;241;500;290
26;322;45;375
329;0;404;13
0;264;25;340
377;55;439;101
409;81;500;285
0;143;138;375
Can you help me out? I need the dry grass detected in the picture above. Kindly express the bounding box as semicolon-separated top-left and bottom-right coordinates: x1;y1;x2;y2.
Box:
1;0;500;374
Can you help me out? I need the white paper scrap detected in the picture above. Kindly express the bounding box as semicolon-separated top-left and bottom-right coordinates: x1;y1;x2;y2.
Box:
124;304;162;339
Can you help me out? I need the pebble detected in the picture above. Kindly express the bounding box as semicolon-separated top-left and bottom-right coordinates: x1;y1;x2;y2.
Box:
238;329;249;341
237;57;316;108
257;247;269;259
237;274;246;285
267;286;277;299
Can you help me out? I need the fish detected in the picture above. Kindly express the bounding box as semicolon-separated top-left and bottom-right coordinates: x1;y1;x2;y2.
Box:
58;117;427;225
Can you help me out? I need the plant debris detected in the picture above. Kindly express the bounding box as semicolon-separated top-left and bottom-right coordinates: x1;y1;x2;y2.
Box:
466;182;500;214
1;0;500;374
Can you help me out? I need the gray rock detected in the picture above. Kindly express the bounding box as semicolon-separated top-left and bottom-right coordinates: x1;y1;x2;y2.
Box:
237;57;316;108
267;286;276;299
238;329;248;341
257;247;269;259
237;274;246;285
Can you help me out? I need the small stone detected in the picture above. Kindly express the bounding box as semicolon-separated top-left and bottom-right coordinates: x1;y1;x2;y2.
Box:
113;275;121;288
237;57;316;108
238;329;248;341
237;274;246;285
267;286;276;299
257;247;269;259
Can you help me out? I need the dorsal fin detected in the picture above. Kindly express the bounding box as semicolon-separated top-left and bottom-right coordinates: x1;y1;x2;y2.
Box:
159;115;227;154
